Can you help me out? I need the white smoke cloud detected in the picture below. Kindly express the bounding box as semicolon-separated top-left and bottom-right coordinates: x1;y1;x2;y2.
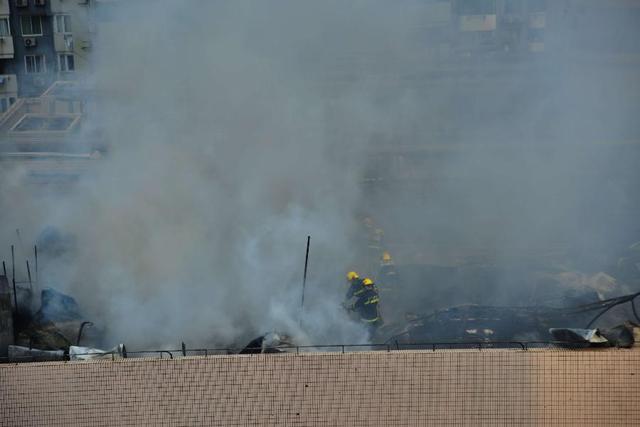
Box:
1;1;639;347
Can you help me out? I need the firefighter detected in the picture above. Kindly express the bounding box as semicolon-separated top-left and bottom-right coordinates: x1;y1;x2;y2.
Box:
348;277;382;338
377;251;397;293
345;271;365;300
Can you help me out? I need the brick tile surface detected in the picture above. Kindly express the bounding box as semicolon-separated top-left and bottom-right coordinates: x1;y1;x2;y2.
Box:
1;349;639;426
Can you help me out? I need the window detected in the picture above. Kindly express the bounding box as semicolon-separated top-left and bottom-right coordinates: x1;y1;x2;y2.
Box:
456;0;496;15
505;0;524;15
25;54;46;73
0;17;10;37
54;15;71;34
21;16;43;36
528;28;544;42
58;54;75;72
528;0;546;13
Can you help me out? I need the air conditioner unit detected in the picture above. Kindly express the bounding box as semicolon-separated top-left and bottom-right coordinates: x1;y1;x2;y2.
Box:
35;0;46;6
24;37;37;47
15;0;28;8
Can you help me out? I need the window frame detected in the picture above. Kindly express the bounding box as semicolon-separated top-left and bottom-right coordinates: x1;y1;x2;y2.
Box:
24;54;46;74
53;14;72;34
0;17;10;37
20;15;43;37
57;53;75;72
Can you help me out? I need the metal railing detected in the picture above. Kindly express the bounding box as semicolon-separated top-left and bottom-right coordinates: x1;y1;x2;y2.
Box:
1;340;619;364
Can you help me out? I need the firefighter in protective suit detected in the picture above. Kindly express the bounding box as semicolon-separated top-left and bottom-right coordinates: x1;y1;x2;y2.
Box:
345;271;365;300
345;275;383;338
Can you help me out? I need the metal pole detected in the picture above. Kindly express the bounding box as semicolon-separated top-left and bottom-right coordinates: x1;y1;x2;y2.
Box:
26;260;32;291
34;245;38;287
3;260;17;312
11;245;17;313
299;236;311;325
15;229;25;259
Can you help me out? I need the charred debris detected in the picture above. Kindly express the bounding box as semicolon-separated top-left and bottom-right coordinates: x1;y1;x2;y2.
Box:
2;230;640;363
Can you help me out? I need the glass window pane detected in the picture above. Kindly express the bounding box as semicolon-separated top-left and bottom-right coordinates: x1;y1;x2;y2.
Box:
33;17;42;34
67;55;74;71
21;16;32;35
0;19;9;37
64;15;71;32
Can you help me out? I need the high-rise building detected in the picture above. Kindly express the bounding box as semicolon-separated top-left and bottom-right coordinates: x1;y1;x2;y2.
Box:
0;0;93;106
0;0;18;113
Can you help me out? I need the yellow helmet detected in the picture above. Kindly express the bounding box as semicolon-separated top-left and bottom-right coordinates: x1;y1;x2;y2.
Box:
347;271;359;281
363;278;374;286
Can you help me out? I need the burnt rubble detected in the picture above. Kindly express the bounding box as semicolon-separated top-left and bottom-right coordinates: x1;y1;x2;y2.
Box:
2;234;640;362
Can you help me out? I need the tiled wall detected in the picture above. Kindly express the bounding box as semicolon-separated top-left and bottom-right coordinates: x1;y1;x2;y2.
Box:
1;349;639;426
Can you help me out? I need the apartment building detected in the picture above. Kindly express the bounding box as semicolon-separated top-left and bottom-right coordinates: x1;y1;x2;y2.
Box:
451;0;640;57
451;0;548;55
0;0;17;112
0;0;93;106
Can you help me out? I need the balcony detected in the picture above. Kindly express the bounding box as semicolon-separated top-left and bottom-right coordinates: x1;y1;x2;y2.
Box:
529;42;544;53
459;15;497;32
529;12;546;29
0;35;12;58
0;74;17;96
53;32;73;52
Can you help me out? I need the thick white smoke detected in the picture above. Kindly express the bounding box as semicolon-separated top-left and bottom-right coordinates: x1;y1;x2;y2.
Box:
2;0;429;348
1;1;639;347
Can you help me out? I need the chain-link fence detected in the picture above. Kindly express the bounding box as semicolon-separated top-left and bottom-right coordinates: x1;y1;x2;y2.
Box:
1;347;639;426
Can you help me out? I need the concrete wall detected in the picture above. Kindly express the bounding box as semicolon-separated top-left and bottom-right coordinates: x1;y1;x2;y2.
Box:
0;0;14;60
0;0;9;15
1;348;639;426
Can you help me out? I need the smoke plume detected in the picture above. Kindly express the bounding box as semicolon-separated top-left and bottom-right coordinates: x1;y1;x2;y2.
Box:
1;1;639;347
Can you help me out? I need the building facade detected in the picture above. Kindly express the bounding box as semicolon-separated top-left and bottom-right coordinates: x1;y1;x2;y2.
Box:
451;0;548;55
0;0;93;107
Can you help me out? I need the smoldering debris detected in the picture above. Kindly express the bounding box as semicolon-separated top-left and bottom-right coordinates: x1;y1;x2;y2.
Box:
238;332;294;355
1;238;640;360
8;345;65;363
69;344;126;361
